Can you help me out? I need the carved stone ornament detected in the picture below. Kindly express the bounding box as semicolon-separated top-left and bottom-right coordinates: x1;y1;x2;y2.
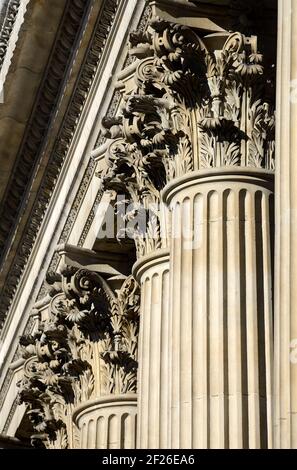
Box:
98;17;275;257
0;0;120;330
18;268;140;449
0;0;21;69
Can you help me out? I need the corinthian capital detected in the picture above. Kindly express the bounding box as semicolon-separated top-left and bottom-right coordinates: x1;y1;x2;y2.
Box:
97;16;275;259
18;264;140;448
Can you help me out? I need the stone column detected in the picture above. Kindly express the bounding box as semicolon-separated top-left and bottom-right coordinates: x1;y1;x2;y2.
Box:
274;0;297;449
163;168;274;449
133;249;170;449
73;394;137;449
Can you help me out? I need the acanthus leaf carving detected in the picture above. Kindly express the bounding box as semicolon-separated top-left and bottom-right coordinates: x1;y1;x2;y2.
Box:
18;268;140;448
97;18;275;258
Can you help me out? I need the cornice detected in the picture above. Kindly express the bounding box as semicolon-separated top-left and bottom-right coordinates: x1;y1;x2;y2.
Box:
0;0;90;267
0;0;21;69
37;4;151;294
0;0;120;328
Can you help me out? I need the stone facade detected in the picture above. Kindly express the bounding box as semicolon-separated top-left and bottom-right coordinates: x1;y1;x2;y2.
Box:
1;0;295;450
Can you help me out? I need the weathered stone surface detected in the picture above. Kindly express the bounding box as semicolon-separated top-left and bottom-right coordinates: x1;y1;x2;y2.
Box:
1;0;292;451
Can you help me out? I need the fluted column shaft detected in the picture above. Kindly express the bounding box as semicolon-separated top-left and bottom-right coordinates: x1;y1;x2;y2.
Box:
163;169;274;449
73;395;137;449
275;0;297;449
133;250;170;449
